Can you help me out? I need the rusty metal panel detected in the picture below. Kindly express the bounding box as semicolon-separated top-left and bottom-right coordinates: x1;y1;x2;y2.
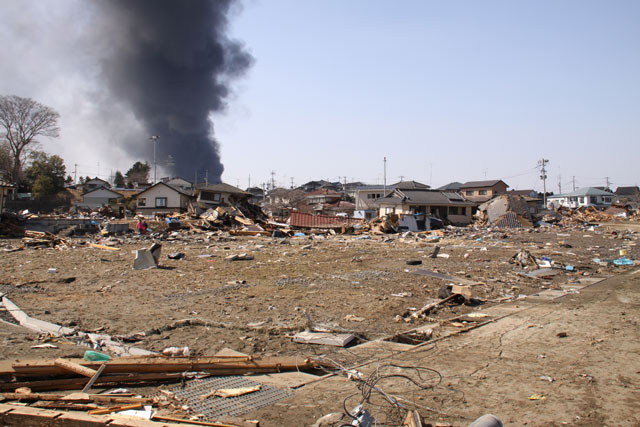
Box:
289;212;364;228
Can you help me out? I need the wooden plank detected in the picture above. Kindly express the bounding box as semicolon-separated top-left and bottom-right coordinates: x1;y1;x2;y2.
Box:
9;356;316;376
88;403;142;415
82;362;107;392
88;243;120;251
54;358;97;378
151;415;243;427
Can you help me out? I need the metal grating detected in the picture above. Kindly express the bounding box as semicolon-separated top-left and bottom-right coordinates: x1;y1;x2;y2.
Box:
167;376;294;420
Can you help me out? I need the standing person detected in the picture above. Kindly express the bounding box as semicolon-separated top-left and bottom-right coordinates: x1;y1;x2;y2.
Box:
136;218;146;235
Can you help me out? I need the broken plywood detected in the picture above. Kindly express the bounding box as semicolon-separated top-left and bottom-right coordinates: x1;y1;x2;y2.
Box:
293;331;355;347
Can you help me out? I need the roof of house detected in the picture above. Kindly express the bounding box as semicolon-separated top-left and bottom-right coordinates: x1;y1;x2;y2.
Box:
379;189;475;206
86;177;110;184
508;189;539;197
82;187;122;198
306;189;342;197
390;180;431;190
195;182;249;195
136;182;193;198
437;182;462;191
460;180;508;189
354;185;387;191
615;186;640;196
549;187;615;198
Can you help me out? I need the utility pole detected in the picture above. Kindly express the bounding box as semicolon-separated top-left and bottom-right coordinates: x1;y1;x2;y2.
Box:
290;177;294;189
74;164;77;184
194;171;197;186
605;176;611;191
248;174;251;189
205;170;208;186
270;171;276;190
558;174;562;194
572;176;576;192
538;158;549;209
150;135;159;184
383;157;387;195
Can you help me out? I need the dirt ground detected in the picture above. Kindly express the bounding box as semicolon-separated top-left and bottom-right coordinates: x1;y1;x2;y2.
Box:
0;221;638;426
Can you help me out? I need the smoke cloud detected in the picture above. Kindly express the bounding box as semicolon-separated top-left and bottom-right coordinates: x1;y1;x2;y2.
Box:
96;0;252;183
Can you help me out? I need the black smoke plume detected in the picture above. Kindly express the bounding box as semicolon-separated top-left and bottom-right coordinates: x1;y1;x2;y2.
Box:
97;0;252;183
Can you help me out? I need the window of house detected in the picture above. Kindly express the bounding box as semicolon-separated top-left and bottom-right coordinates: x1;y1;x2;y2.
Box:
578;197;585;203
449;206;459;215
478;190;487;195
465;191;474;196
155;197;167;207
138;198;146;206
200;191;221;202
603;196;611;202
590;196;597;204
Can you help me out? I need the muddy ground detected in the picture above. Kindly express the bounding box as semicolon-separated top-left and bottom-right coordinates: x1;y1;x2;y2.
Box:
0;222;638;425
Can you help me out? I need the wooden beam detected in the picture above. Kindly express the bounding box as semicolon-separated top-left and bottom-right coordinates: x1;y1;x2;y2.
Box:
54;358;97;378
9;356;316;377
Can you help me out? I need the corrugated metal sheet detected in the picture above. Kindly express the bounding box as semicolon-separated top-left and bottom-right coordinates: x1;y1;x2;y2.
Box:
290;211;364;228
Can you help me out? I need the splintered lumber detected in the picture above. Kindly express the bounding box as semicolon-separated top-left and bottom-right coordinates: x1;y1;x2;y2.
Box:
0;403;197;426
88;402;142;415
54;358;97;378
8;356;316;377
82;362;107;393
409;294;459;320
0;373;194;392
200;385;261;400
0;392;151;404
88;243;120;251
151;415;248;427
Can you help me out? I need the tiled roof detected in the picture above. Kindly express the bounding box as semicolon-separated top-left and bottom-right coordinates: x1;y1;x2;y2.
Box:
550;187;614;198
195;182;249;195
461;180;506;188
391;180;431;190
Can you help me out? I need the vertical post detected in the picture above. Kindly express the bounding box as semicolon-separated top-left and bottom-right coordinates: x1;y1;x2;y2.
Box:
558;174;562;194
572;176;575;191
74;164;77;184
205;170;208;186
383;157;387;195
538;158;549;209
150;136;159;184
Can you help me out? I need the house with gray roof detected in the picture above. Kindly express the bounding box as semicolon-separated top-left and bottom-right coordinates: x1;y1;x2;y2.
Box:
376;188;475;226
547;187;614;209
460;180;509;202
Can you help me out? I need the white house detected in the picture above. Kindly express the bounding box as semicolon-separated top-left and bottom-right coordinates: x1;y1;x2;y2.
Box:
84;177;111;192
352;185;386;219
80;187;123;209
548;187;614;209
135;182;193;216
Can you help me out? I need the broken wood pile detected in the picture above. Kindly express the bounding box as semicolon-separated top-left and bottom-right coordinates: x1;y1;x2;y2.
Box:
0;212;25;237
555;205;639;225
22;230;70;249
0;355;319;392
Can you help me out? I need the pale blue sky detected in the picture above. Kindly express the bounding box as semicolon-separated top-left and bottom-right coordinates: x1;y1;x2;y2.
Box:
216;0;640;191
0;1;638;192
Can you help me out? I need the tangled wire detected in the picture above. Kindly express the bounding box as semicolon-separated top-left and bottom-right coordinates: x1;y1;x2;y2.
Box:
316;357;443;426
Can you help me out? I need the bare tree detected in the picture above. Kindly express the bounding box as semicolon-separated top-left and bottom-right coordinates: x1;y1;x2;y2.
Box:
0;95;60;186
